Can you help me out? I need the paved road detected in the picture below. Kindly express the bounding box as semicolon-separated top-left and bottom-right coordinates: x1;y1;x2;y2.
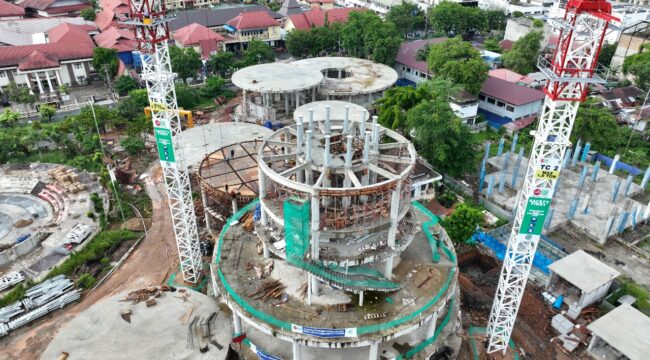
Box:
0;163;178;360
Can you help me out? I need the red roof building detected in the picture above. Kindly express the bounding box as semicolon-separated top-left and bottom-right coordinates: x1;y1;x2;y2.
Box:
285;7;361;31
0;0;26;19
19;0;91;17
173;23;226;59
394;38;446;80
478;76;545;127
226;11;279;30
488;69;535;87
94;26;136;52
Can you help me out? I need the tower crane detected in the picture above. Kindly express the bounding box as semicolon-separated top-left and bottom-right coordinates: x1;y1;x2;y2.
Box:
487;0;618;353
126;0;202;283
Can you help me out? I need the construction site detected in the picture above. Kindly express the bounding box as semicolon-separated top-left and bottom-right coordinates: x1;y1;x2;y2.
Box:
2;0;650;358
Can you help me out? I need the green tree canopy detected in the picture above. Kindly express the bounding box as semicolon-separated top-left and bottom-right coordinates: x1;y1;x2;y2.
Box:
92;48;119;81
240;40;275;67
175;83;199;109
115;75;139;96
200;76;227;99
0;108;20;127
341;11;402;65
6;81;37;110
622;44;650;89
426;37;489;94
572;99;624;154
483;38;501;53
406;98;478;176
207;51;236;77
442;203;484;243
501;31;543;74
80;8;96;21
385;3;425;37
286;29;314;59
169;46;202;82
429;2;490;36
597;42;617;68
39;105;56;122
286;21;343;59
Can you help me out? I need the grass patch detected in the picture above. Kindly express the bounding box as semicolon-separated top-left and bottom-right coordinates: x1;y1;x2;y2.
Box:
608;277;650;315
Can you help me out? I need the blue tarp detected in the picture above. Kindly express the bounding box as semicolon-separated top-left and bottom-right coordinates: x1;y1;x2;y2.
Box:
592;153;642;176
223;24;236;32
117;51;134;66
471;232;553;274
478;109;512;129
396;78;417;87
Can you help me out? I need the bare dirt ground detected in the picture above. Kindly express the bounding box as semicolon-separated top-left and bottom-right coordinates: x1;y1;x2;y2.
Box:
0;163;178;360
454;249;576;360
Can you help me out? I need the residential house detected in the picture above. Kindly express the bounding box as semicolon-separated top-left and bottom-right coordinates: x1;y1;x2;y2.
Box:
409;158;442;200
478;76;545;128
587;304;650;360
172;23;226;59
0;17;97;46
481;49;501;69
480;0;548;16
283;7;361;32
0;23;97;101
223;11;281;50
393;38;446;84
277;0;306;18
449;90;480;126
94;26;137;65
19;0;92;18
302;0;335;10
0;0;25;20
594;85;645;113
488;68;535;87
95;0;130;31
165;0;219;10
339;0;402;16
168;6;282;33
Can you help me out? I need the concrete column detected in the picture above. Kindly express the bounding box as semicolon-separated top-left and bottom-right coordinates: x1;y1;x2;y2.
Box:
233;312;242;334
312;87;316;102
384;256;394;280
45;71;54;92
292;340;302;360
497;137;505;156
259;170;268;226
363;131;371;164
591;161;601;182
426;311;439;339
285;93;289;114
587;335;599;352
201;187;211;234
360;111;367;136
385;180;402;279
34;72;44;93
295;92;300;110
510;133;518;153
305;130;313;185
359;290;364;307
368;341;378;360
640;166;650;191
609;154;620;174
55;70;62;87
372;116;379;151
310;193;320;294
263;243;270;258
343;105;350;134
325;105;331;133
643;201;650;220
324;135;331;167
242;89;247;116
624;174;634;197
308;109;314;133
231;197;238;214
581;142;591;162
24;74;33;94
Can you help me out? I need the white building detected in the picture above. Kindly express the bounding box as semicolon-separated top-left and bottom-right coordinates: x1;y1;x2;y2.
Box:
478;76;545;128
587;304;650;360
479;0;549;15
504;17;553;49
449;90;480;126
547;250;620;319
410;158;442;200
337;0;402;16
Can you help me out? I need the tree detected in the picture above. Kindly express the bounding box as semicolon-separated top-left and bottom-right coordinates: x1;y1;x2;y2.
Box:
485;10;507;31
341;11;402;65
115;75;139;96
117;89;149;119
169;46;202;82
407;99;477;176
385;3;425;37
175;83;199;109
240;40;275;67
429;2;486;37
6;81;37;111
598;42;617;68
39;104;56;122
80;8;96;21
121;136;145;156
286;29;315;59
572;99;624;154
623;44;650;89
207;51;236;77
0;108;20;127
92;48;119;81
426;37;489;94
200;76;226;99
442;203;484;243
512;11;524;18
484;38;501;53
75;104;122;134
501;31;543;75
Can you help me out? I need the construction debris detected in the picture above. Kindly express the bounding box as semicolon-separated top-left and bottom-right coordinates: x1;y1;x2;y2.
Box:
247;280;286;301
48;166;85;194
364;312;387;320
121;310;132;323
122;286;175;305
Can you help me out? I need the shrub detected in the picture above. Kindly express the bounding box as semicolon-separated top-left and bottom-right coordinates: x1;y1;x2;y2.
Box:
438;190;457;208
77;273;97;289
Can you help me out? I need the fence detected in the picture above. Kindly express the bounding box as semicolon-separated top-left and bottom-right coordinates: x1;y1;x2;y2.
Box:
592;153;642;176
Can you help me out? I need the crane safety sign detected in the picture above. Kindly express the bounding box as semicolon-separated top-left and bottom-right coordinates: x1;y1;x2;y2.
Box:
154;127;176;167
519;197;551;236
534;158;561;180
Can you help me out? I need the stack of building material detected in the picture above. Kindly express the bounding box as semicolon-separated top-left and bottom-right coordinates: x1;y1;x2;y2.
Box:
48;167;85;193
0;271;25;292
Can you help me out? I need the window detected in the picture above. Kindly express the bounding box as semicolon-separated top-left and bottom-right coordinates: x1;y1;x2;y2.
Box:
497;101;506;108
0;71;6;78
487;97;495;104
478;94;486;101
74;63;82;69
76;76;86;83
506;105;515;112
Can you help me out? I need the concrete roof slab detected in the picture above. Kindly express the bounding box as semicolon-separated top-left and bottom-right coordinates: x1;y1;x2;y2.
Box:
293;100;367;123
231;63;323;93
548;250;620;293
587;304;650;360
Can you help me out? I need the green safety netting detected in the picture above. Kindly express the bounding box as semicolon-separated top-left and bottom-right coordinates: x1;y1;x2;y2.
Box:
215;198;456;340
283;198;311;264
412;201;442;263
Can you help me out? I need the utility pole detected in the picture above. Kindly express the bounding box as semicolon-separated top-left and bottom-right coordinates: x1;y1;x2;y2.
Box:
486;0;618;353
125;0;202;283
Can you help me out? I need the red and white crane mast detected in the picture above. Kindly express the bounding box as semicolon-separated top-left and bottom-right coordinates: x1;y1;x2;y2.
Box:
487;0;618;353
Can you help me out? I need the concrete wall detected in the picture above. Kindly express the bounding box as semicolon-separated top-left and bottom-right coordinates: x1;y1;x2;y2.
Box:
449;101;479;121
0;234;41;267
504;18;552;48
578;280;613;310
478;95;542;121
611;31;650;74
394;64;429;84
